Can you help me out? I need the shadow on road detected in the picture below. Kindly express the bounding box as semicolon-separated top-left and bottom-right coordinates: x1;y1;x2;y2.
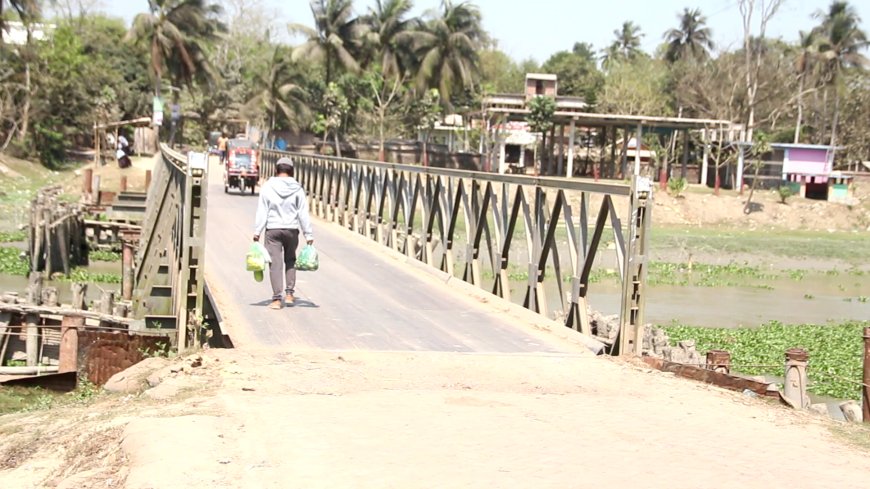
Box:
249;299;320;309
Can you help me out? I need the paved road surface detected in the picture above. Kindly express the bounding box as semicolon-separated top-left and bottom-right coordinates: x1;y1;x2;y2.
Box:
204;158;571;353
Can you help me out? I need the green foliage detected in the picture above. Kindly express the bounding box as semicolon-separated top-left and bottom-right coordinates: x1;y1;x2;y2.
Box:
663;320;867;400
88;249;122;262
0;247;28;276
599;57;672;115
541;45;604;103
57;268;122;284
33;122;67;169
777;185;795;204
525;95;556;135
479;48;524;93
0;230;27;243
407;88;442;140
667;177;689;197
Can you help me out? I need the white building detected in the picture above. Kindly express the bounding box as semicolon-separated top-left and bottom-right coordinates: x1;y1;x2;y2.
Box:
1;21;53;46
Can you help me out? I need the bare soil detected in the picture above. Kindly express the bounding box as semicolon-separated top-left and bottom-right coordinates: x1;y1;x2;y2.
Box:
653;180;870;232
2;348;870;488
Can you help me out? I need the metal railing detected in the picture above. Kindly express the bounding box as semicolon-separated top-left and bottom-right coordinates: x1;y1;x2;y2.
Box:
261;150;652;355
133;143;209;349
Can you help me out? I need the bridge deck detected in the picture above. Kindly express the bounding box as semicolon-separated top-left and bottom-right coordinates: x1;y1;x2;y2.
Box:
204;158;574;354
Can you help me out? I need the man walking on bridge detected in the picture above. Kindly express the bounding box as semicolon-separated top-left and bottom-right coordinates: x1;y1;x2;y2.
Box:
253;157;314;310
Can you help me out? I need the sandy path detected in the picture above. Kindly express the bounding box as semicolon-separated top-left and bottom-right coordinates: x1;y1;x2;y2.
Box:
116;348;870;489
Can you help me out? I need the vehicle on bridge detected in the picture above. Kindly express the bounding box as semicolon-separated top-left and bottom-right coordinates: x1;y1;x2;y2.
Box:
224;138;259;194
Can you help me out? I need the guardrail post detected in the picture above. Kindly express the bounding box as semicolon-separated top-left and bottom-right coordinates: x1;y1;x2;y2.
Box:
784;348;810;409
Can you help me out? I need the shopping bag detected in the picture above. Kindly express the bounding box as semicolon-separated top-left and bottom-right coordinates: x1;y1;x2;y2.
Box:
296;244;319;271
246;243;271;281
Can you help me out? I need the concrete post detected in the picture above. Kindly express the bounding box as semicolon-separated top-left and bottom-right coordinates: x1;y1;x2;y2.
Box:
784;348;810;409
25;313;39;367
736;145;745;194
122;240;135;301
634;123;642;176
566;119;575;178
498;140;506;175
701;129;709;186
120;175;128;193
59;316;84;374
145;170;152;190
83;168;93;197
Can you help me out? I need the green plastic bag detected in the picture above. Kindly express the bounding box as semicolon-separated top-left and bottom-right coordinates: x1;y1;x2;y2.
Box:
246;243;270;281
297;244;319;271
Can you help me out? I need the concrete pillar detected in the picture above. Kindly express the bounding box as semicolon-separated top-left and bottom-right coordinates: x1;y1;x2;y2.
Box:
621;126;629;178
83;168;93;197
122;241;135;301
566;119;575;178
59;316;84;374
681;129;690;179
25;314;39;367
737;144;746;193
634;123;642;176
120;175;128;193
557;124;565;177
145;170;152;190
784;348;810;409
701;129;709;186
498;140;506;175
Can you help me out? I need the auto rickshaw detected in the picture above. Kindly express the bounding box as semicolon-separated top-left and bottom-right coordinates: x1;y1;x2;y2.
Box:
224;138;259;194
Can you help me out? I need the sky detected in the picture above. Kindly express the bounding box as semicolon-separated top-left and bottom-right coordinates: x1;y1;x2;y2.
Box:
101;0;870;63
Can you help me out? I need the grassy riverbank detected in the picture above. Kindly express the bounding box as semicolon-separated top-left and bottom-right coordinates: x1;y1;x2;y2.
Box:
662;320;868;400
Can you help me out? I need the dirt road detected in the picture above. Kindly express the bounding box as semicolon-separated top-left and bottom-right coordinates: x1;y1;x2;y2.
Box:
4;347;868;488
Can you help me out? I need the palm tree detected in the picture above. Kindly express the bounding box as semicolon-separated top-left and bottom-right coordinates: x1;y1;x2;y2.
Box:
663;8;714;63
244;47;311;133
793;30;818;143
602;21;644;67
291;0;363;87
363;0;423;78
812;1;868;146
413;0;484;103
126;0;225;98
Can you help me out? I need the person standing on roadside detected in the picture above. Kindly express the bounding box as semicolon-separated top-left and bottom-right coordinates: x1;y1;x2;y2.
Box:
253;157;314;310
218;133;228;165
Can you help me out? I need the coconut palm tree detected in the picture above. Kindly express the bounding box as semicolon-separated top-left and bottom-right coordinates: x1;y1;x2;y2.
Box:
413;0;484;102
663;7;714;63
244;46;311;133
812;1;868;145
291;0;363;87
602;21;644;67
126;0;225;98
793;30;818;143
363;0;423;78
